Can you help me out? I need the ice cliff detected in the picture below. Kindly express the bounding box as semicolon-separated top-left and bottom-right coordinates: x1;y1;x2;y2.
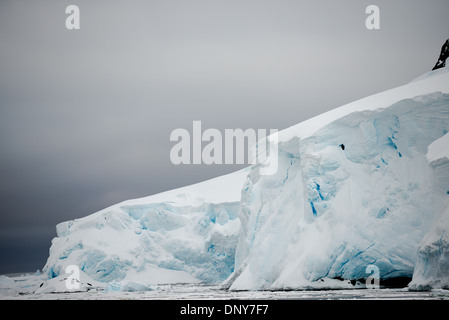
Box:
408;133;449;290
43;169;249;290
43;66;449;291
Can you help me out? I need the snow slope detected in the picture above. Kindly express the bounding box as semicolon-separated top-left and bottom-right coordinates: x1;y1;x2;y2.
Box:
225;67;449;290
277;65;449;143
43;66;449;292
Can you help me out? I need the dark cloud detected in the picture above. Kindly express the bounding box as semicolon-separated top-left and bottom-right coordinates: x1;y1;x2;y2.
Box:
0;0;448;274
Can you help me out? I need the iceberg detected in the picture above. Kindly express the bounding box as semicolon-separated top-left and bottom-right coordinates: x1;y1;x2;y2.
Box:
43;66;449;292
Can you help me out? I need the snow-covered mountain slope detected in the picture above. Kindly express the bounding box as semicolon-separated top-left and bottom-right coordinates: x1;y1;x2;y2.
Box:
43;169;249;290
43;66;449;292
277;65;449;143
225;67;449;290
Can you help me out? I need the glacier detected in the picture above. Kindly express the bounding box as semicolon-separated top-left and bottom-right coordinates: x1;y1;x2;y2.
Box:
43;169;249;290
42;66;449;292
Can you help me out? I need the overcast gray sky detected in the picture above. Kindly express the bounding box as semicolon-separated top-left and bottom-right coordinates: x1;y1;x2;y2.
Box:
0;0;448;274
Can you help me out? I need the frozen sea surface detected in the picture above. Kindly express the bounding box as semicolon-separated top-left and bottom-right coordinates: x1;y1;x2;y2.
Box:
1;273;448;300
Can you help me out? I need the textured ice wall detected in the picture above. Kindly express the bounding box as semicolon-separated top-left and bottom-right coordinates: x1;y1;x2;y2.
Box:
409;205;449;290
409;133;449;290
44;201;241;284
227;93;449;290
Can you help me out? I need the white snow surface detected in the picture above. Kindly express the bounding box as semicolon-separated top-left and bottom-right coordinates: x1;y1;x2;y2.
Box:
42;66;449;292
426;132;449;163
276;65;449;143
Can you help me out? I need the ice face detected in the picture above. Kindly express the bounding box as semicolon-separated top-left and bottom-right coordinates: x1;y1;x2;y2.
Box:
43;200;242;285
409;204;449;291
43;167;249;287
409;133;449;290
228;92;449;290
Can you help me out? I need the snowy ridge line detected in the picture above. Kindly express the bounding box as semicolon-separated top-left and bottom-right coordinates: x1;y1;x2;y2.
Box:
278;67;449;143
80;167;250;213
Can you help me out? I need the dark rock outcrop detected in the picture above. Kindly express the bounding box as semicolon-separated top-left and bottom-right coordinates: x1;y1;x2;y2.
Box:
432;38;449;71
